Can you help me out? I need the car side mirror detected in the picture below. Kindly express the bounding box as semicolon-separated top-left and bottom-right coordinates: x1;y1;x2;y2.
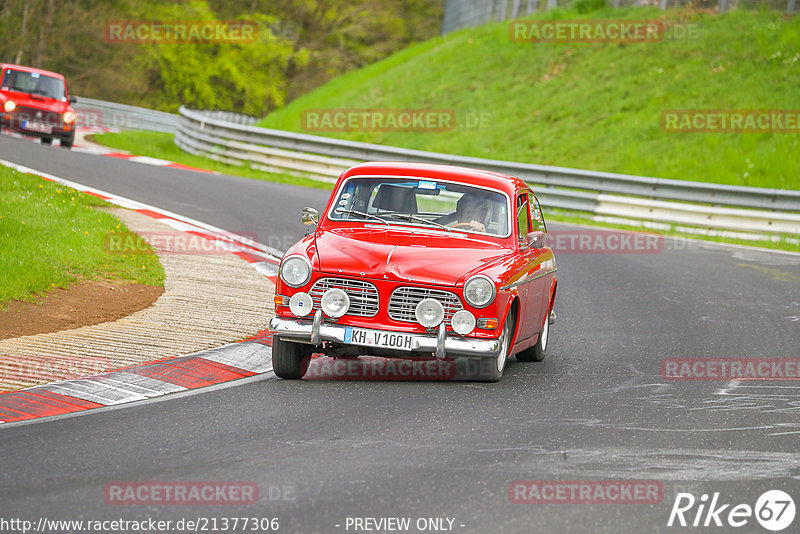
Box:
301;207;319;226
68;95;77;104
525;231;546;249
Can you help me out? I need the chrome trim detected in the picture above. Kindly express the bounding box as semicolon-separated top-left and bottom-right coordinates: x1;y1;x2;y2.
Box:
311;309;322;346
435;323;447;359
549;310;556;325
310;278;379;317
269;316;501;358
500;268;557;290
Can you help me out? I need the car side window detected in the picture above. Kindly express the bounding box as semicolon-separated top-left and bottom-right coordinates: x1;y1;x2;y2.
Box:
530;195;546;233
516;194;530;239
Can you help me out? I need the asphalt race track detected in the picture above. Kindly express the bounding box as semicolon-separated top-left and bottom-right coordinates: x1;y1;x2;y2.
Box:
1;136;799;533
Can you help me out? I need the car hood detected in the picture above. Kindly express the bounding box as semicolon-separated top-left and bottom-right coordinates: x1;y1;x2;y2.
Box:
1;90;69;112
315;227;510;286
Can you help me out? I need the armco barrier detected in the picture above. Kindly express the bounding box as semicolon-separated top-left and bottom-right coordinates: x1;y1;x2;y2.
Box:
174;106;800;238
73;96;178;133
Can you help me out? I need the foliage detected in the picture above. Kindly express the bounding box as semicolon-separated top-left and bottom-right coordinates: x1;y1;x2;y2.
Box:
0;0;442;114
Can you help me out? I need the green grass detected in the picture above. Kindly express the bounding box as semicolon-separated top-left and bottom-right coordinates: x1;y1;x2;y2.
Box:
90;131;333;190
258;7;800;190
0;165;165;306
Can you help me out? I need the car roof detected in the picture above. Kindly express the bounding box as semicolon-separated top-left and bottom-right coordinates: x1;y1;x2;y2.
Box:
0;63;66;81
340;161;531;196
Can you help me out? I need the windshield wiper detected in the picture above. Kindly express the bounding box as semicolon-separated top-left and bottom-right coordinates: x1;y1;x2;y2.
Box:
334;208;388;225
389;212;451;231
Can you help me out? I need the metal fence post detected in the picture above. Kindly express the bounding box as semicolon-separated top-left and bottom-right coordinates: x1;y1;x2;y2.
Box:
719;0;729;12
659;0;669;9
789;0;797;12
546;0;557;10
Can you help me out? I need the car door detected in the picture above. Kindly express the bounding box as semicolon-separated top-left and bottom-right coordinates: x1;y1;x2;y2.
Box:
529;194;554;332
515;191;549;343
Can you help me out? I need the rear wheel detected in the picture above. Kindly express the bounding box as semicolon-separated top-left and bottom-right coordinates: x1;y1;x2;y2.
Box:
60;136;73;149
41;137;53;146
272;337;312;379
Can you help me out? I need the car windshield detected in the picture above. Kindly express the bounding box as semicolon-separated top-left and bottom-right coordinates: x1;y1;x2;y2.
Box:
328;177;509;236
1;69;66;100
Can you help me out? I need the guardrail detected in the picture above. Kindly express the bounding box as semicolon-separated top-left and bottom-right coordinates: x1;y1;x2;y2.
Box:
73;96;178;133
173;105;800;238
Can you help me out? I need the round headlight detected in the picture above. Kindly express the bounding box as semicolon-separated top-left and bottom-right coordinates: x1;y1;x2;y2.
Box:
451;310;476;335
289;292;313;317
463;275;496;308
279;256;311;288
3;100;15;113
415;298;445;328
321;288;350;318
63;111;76;124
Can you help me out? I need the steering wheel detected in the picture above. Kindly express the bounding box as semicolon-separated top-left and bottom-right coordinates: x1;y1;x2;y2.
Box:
451;221;485;231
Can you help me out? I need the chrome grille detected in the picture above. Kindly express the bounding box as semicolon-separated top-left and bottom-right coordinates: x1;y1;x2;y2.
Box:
388;286;463;324
310;278;379;317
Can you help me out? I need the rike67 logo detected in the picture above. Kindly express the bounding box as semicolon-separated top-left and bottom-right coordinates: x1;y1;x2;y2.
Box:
667;490;796;531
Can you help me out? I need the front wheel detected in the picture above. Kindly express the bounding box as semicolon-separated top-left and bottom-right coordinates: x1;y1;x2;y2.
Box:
517;313;549;362
272;337;312;379
41;137;53;146
487;311;515;382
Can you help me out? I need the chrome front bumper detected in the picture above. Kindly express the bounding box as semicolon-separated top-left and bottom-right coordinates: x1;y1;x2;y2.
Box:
269;311;501;359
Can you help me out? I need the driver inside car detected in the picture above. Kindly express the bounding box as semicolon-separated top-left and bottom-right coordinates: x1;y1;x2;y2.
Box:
448;194;492;233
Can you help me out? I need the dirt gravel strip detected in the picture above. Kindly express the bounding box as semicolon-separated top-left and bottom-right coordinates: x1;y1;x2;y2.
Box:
0;207;275;391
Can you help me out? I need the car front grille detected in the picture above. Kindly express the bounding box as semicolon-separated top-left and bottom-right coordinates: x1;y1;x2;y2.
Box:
15;106;61;125
388;286;463;324
310;278;379;317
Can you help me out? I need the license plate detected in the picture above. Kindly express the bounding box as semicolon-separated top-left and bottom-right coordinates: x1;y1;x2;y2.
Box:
21;121;52;134
344;327;415;351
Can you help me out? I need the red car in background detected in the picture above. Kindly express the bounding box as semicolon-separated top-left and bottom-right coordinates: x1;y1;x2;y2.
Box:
269;162;557;381
0;63;77;149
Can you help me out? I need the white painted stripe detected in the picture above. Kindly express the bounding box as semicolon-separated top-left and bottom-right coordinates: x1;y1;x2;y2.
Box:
199;342;272;374
40;379;147;405
128;156;172;166
95;372;187;397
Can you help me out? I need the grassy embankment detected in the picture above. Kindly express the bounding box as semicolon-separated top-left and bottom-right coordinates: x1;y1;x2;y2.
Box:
0;165;164;306
92;7;800;250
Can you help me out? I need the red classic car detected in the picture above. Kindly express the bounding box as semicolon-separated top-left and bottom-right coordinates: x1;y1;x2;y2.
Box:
0;63;77;149
269;162;557;381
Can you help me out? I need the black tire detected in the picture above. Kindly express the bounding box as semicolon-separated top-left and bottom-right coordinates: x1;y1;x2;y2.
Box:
486;310;515;382
517;312;549;362
60;137;73;149
41;137;53;145
272;337;312;379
